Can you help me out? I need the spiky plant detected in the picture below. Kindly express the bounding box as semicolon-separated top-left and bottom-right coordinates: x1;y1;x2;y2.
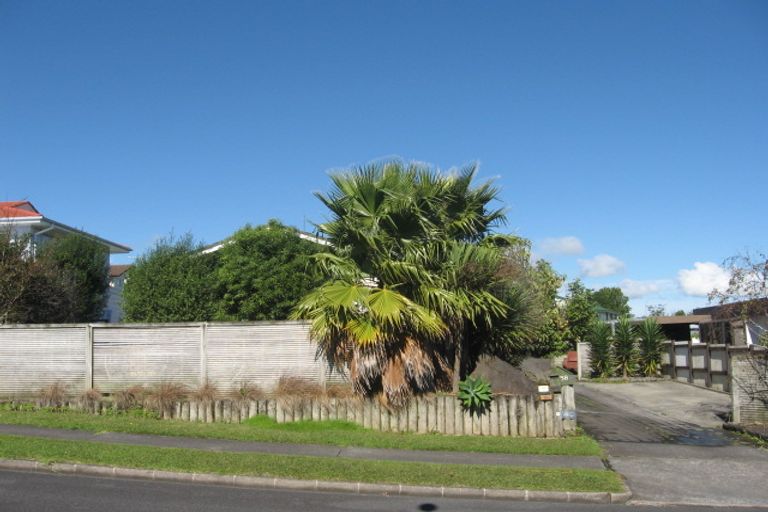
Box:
587;321;613;378
145;382;187;416
37;381;68;409
638;318;665;376
229;381;264;404
613;317;638;378
458;376;493;416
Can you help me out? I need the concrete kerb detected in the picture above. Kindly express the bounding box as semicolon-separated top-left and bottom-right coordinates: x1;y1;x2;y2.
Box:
0;458;632;504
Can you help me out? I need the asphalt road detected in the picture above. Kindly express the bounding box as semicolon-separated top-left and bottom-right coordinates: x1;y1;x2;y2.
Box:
2;469;765;512
576;382;768;507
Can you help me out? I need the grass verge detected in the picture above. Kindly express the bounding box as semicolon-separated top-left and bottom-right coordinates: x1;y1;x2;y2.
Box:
0;409;602;457
0;434;623;493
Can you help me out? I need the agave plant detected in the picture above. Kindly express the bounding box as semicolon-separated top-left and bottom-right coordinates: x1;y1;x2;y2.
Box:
458;376;493;415
638;318;665;376
587;321;613;378
613;316;638;378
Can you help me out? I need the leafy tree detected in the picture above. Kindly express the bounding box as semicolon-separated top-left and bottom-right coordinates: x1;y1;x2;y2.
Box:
292;161;537;405
527;259;569;355
646;304;666;317
0;231;57;323
637;317;664;376
0;231;34;323
674;309;687;316
214;220;324;321
587;320;613;378
564;279;595;346
708;252;768;405
612;316;637;378
1;230;109;324
709;252;767;320
38;234;110;322
122;234;218;322
592;287;631;317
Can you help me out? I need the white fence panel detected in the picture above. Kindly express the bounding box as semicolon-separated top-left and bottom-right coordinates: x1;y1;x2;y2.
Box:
206;321;331;391
93;325;201;392
0;326;87;397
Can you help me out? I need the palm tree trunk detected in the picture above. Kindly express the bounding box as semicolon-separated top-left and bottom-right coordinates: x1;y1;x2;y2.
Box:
451;328;465;393
452;341;461;393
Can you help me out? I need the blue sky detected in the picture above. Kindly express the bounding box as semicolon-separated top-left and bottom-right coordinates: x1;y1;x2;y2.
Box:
1;1;766;315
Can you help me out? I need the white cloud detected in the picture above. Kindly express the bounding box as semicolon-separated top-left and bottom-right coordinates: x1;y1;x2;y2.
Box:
677;262;731;297
538;236;584;255
619;279;673;299
578;254;625;277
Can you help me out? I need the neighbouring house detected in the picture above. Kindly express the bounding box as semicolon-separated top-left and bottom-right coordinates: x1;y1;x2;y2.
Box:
596;305;619;322
693;299;768;346
103;264;131;323
634;315;711;342
0;200;132;322
0;201;131;257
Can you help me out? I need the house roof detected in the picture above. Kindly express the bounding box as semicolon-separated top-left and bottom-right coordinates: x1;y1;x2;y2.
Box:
694;298;768;319
109;264;132;278
0;201;42;218
0;200;131;254
637;314;712;325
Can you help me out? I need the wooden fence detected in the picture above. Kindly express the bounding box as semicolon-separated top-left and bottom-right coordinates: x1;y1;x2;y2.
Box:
55;387;577;438
577;340;732;392
660;341;731;392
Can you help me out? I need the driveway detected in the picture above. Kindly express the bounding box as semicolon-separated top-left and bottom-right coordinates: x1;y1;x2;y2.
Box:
577;381;768;507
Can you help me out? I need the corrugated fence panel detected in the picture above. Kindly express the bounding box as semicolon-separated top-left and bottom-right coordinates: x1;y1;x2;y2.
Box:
93;325;201;392
206;322;332;392
0;326;86;397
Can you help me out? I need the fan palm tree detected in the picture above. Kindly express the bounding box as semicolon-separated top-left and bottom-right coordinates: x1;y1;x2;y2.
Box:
293;160;534;405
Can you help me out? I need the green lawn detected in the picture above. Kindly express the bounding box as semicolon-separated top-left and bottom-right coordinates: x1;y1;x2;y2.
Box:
0;434;623;493
0;408;602;456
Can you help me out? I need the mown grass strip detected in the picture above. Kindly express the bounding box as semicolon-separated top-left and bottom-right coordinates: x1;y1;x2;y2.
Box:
0;434;623;493
0;409;602;456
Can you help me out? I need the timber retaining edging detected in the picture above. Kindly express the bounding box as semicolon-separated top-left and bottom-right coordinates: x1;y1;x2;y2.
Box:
47;387;577;438
0;458;632;504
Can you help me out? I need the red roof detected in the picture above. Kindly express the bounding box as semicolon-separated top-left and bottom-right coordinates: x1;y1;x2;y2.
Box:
0;201;41;218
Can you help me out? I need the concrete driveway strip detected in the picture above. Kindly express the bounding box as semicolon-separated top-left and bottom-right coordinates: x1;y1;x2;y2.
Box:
577;382;768;507
0;424;605;469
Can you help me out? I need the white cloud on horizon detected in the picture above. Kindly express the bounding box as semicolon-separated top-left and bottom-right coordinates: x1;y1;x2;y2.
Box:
538;236;584;255
677;262;731;297
578;254;625;277
619;278;674;299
